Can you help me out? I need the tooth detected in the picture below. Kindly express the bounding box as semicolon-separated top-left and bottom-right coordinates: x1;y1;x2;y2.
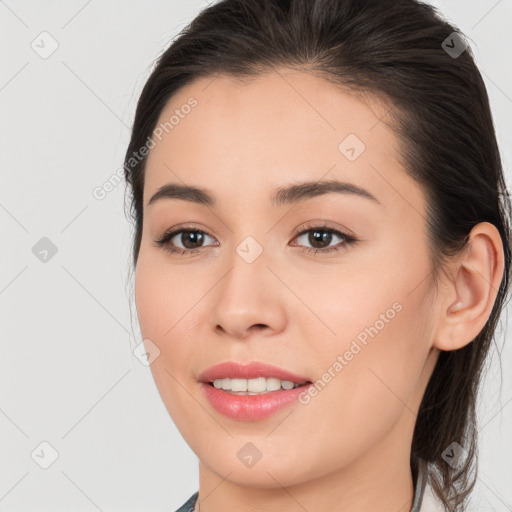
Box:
211;377;306;393
281;380;294;390
266;377;281;391
231;378;247;392
247;377;267;392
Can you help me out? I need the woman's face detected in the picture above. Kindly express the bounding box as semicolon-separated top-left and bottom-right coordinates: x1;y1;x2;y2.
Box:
135;69;441;487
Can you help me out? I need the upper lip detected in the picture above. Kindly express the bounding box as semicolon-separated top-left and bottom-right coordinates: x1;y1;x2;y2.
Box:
198;361;311;383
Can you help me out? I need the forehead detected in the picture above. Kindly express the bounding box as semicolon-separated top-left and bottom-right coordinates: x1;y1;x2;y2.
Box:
143;69;423;216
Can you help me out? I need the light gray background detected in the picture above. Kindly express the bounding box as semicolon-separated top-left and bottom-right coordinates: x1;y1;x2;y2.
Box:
0;1;511;511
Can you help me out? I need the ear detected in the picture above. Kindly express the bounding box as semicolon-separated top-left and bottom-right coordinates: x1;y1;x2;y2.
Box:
432;222;505;351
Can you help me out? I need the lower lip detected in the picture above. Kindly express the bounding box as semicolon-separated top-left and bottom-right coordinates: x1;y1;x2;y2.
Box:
200;382;313;421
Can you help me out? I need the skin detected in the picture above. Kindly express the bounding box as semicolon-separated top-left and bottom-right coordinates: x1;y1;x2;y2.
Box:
134;69;504;512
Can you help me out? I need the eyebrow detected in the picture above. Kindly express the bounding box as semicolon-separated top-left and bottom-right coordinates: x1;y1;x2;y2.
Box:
147;179;381;208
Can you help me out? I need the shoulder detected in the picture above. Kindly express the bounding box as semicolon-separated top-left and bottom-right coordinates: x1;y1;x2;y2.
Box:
173;491;199;512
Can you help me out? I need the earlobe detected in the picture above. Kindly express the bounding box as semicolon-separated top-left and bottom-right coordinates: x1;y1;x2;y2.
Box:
432;222;505;352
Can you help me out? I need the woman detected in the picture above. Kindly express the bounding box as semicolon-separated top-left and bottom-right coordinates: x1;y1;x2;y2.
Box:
123;0;511;510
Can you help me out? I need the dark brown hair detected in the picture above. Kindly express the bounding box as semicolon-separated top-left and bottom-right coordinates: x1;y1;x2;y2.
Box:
123;1;512;510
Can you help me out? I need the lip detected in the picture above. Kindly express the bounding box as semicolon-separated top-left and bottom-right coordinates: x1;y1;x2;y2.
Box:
198;361;313;421
198;361;310;383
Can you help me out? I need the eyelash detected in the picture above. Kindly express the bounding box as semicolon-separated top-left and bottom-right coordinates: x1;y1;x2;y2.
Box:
153;222;357;257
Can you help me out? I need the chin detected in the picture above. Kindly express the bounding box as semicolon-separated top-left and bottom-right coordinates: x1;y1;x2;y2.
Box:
205;460;312;489
195;439;322;488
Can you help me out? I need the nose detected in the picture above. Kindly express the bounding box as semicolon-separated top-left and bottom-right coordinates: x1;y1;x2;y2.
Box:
210;245;287;341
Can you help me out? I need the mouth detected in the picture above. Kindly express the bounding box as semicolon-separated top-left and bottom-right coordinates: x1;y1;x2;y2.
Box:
198;361;313;417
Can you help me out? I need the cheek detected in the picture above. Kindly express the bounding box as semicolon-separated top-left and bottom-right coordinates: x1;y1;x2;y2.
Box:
281;298;431;480
291;247;433;452
134;259;166;341
134;247;194;342
134;256;195;429
134;246;207;390
134;253;188;387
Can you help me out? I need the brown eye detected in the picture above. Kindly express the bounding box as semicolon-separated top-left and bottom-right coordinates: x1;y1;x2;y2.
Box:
291;224;357;255
174;230;207;249
153;225;218;256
